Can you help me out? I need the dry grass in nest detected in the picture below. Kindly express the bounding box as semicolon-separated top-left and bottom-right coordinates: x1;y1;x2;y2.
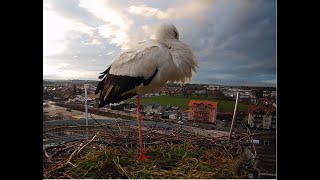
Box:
44;140;251;179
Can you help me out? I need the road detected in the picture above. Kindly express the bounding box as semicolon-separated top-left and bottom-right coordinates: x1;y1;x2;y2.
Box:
43;100;114;120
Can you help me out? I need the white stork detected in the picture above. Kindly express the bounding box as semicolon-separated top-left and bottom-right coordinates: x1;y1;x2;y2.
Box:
95;23;199;160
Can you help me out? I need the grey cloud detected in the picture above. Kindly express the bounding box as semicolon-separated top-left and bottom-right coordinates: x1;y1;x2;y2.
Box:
172;0;276;86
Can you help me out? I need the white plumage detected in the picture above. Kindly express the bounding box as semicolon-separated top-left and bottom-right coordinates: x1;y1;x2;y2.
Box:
96;23;198;102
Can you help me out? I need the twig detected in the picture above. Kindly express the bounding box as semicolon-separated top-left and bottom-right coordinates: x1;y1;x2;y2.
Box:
44;141;83;178
67;143;83;164
115;120;123;136
77;132;99;155
143;141;163;145
68;161;76;167
43;149;52;163
90;113;116;135
55;172;74;179
223;146;234;159
245;126;257;157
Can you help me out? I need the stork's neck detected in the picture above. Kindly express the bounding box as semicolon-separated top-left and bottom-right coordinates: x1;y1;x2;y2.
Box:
157;38;177;49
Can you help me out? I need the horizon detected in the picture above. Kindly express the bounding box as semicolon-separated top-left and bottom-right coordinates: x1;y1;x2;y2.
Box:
43;78;276;88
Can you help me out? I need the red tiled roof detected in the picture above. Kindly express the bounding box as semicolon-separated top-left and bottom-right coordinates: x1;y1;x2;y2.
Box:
188;100;218;108
248;105;276;115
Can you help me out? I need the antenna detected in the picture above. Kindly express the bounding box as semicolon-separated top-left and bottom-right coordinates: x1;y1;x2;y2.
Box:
228;92;239;144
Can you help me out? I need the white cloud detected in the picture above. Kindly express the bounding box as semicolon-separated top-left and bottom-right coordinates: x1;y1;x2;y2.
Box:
128;5;170;19
43;63;99;80
43;64;59;76
57;63;71;69
127;0;215;22
79;0;135;50
90;39;102;45
43;6;94;57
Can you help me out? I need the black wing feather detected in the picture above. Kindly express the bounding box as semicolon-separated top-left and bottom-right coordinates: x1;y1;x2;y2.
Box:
95;66;158;108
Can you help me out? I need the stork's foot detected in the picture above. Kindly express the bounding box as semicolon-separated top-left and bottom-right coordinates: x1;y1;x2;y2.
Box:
138;153;150;161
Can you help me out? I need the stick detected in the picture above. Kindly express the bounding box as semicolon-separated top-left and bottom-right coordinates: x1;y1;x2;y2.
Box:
76;132;99;155
245;126;257;157
43;148;52;163
228;92;239;144
223;146;234;159
56;172;74;179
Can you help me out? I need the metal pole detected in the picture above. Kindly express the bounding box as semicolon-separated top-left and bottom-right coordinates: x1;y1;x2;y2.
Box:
228;92;239;144
84;84;88;139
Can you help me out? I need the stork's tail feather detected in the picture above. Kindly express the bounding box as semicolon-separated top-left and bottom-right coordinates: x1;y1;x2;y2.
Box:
95;77;105;95
95;66;111;95
98;66;110;79
98;74;105;79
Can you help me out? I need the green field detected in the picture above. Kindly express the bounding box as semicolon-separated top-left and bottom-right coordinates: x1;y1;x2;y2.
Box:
125;95;248;112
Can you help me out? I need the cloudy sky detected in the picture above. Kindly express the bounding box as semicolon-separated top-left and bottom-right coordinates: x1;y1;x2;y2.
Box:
43;0;276;87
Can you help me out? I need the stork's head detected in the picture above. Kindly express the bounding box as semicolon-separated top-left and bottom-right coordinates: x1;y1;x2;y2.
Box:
155;23;179;41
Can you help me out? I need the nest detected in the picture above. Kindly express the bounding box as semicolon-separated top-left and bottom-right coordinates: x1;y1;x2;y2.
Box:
43;123;256;179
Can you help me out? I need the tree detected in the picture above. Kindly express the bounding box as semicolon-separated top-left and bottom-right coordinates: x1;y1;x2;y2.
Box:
252;89;263;99
213;89;226;100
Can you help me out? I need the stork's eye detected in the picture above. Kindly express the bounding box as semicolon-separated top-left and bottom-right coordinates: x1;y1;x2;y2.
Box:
174;31;178;39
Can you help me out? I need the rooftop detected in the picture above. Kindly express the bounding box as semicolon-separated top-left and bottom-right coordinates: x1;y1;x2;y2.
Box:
188;100;218;108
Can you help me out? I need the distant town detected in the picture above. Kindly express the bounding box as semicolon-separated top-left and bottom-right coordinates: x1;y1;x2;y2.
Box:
43;79;276;131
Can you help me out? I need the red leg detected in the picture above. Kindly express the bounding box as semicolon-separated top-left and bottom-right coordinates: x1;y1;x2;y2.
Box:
137;95;150;160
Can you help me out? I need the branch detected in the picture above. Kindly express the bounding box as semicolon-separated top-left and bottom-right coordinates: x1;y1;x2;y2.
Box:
77;132;99;155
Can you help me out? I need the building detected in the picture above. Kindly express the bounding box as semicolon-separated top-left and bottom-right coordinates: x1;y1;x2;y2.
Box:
169;112;178;120
143;103;163;115
188;100;218;123
250;131;276;175
247;105;276;129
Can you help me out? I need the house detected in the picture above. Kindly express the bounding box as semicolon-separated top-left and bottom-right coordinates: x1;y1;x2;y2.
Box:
143;103;163;115
247;105;276;129
124;102;137;112
188;100;218;123
161;112;169;119
63;93;72;100
169;112;178;120
249;131;276;174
